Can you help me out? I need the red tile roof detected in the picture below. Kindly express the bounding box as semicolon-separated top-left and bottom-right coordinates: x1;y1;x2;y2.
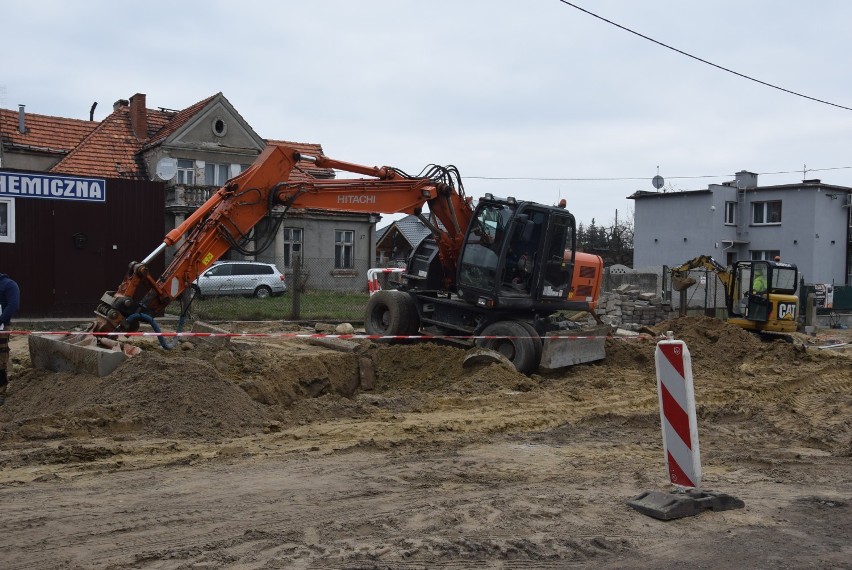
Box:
141;94;216;150
50;105;146;179
2;94;332;184
0;108;96;155
265;139;334;180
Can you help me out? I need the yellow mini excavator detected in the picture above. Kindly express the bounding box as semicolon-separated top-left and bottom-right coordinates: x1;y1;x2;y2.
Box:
671;255;799;333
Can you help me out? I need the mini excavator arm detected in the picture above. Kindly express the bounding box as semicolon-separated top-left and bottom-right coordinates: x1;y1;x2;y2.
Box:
93;144;473;334
671;255;732;291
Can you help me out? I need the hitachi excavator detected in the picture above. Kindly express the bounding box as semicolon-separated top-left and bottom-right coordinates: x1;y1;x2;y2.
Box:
671;255;799;334
32;144;605;375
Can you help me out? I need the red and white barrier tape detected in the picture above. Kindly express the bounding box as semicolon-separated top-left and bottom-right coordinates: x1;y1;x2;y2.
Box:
4;329;619;341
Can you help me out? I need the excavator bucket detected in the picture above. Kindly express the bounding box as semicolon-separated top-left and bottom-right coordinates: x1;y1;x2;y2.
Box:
28;333;141;377
671;274;697;292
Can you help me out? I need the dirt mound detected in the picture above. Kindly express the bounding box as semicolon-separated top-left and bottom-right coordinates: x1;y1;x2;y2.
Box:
1;347;267;441
370;342;530;394
2;317;848;454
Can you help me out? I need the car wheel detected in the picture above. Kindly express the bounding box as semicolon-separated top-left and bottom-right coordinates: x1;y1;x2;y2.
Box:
254;286;272;299
189;285;203;301
476;320;539;374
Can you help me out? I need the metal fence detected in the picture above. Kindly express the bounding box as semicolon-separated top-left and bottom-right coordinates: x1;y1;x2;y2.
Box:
661;266;728;316
799;283;852;314
182;260;848;326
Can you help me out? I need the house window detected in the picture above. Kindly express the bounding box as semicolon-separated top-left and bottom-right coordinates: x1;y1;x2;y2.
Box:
282;227;303;268
0;198;15;243
176;159;195;185
724;201;736;225
750;250;780;261
204;163;230;186
752;200;782;224
335;230;354;269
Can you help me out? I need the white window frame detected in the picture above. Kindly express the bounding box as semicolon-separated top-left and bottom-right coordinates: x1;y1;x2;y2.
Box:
282;227;303;268
204;162;230;186
335;229;354;269
750;250;780;261
724;201;736;225
176;159;195;185
751;200;782;225
0;198;15;243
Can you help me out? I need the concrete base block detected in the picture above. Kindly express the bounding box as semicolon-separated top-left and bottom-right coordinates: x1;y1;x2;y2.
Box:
28;334;134;377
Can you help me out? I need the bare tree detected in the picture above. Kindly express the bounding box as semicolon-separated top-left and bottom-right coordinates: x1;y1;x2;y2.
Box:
577;210;634;266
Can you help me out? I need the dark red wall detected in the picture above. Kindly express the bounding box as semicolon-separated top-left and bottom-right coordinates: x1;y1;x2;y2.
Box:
0;171;165;317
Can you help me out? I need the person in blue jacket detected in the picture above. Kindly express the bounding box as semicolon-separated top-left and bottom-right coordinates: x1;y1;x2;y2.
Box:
0;273;21;405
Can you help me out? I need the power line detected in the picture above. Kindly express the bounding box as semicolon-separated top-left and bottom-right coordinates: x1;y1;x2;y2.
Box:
556;1;852;112
466;165;852;183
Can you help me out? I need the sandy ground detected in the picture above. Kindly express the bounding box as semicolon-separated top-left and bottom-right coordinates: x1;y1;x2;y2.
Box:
0;316;850;569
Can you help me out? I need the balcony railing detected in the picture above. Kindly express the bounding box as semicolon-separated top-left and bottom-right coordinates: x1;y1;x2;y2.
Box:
165;185;216;210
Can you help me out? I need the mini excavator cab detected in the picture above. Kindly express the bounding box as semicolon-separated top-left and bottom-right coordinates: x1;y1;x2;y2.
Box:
728;259;799;331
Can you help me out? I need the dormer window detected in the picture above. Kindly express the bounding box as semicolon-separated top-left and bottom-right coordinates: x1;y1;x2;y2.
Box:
212;117;227;137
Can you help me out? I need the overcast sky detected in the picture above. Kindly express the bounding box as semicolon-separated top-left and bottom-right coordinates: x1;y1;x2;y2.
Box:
5;0;852;228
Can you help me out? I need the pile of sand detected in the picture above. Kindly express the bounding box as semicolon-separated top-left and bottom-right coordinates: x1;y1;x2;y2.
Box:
1;317;848;454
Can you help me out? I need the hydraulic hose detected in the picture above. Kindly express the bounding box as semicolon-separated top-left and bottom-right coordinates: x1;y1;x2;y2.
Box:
125;313;186;350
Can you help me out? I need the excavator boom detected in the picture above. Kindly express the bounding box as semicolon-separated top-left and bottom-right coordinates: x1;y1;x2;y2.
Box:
32;142;604;377
94;144;472;334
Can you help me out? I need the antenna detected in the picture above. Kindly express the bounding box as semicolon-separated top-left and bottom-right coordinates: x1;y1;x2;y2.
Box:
652;165;665;191
155;157;178;181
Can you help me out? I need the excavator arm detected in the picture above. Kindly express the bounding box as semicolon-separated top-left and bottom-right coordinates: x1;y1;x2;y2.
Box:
94;143;473;334
671;254;731;291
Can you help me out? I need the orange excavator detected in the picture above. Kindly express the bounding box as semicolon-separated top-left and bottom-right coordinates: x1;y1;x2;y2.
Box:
76;144;603;373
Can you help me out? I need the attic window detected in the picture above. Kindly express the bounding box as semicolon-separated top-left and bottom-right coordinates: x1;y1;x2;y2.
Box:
211;117;227;137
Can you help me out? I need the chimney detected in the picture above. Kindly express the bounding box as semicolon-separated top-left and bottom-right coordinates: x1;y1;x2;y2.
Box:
129;93;148;141
113;99;129;111
18;104;26;134
734;170;758;190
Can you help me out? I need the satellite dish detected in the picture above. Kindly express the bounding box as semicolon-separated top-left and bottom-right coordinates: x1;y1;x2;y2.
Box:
155;157;178;181
652;175;665;190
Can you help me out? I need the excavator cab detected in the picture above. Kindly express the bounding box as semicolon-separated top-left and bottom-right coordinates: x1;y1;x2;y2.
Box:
456;195;599;313
728;260;799;332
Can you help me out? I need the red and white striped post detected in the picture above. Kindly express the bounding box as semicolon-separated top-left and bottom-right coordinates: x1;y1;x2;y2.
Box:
654;332;701;489
627;331;744;519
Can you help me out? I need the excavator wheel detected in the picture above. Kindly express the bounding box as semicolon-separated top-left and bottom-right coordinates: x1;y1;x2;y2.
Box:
401;294;421;335
365;290;411;338
515;321;543;369
476;320;539;375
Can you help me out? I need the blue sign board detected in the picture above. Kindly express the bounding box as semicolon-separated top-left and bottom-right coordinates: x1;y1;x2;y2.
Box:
0;172;106;203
